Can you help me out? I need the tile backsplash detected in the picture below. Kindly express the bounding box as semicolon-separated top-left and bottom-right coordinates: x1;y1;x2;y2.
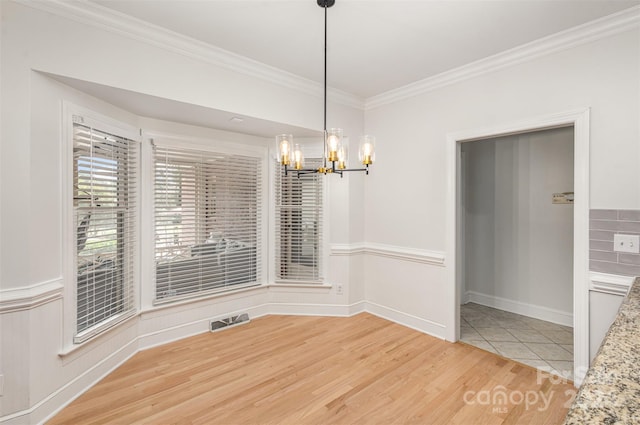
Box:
590;209;640;277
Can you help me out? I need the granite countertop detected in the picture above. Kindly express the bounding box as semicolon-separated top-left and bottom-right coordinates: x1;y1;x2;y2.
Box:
564;277;640;424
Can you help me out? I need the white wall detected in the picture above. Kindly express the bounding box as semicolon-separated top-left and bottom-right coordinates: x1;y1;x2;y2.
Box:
1;0;639;421
462;140;496;304
364;28;639;339
462;128;575;324
0;2;366;422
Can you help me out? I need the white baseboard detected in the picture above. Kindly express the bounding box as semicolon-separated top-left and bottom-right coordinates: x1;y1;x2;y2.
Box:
138;303;271;350
268;301;365;317
465;291;573;327
460;290;470;305
139;301;366;353
15;339;138;425
364;301;446;340
10;299;432;424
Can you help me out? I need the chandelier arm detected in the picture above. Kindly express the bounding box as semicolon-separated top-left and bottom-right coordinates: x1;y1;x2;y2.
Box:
331;167;369;176
290;169;325;178
286;167;326;176
335;168;369;172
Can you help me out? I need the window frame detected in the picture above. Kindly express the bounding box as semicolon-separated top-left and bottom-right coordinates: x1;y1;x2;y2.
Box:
62;103;141;349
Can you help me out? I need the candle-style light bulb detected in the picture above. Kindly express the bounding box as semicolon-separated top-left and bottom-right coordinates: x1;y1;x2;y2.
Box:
293;144;304;170
327;128;343;162
277;134;293;165
359;135;375;165
337;143;348;170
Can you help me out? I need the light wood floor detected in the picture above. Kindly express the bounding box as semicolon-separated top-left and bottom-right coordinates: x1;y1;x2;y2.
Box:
49;313;575;424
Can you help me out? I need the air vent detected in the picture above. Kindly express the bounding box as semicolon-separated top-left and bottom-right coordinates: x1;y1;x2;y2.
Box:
210;313;250;332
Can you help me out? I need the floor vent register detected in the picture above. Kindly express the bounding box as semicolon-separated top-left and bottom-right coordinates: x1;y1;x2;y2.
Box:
210;313;250;332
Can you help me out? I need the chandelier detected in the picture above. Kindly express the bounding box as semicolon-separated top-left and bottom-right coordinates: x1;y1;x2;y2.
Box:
277;0;375;177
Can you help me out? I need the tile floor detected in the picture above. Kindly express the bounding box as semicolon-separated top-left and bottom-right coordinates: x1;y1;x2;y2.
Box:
460;302;574;381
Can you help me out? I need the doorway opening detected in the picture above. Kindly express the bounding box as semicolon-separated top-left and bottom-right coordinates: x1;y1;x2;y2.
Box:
459;127;575;380
446;109;590;386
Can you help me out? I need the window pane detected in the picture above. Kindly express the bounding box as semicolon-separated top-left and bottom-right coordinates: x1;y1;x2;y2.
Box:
275;158;323;281
73;123;136;337
154;146;261;302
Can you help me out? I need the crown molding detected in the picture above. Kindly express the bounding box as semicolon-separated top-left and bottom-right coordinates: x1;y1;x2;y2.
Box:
13;0;365;110
366;5;640;110
13;1;639;113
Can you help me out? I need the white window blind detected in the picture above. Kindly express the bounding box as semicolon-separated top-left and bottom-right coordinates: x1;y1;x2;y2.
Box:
275;158;323;281
154;144;261;302
73;121;137;342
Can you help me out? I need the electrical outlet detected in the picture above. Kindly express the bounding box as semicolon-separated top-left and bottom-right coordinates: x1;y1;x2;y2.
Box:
336;284;343;295
614;234;640;254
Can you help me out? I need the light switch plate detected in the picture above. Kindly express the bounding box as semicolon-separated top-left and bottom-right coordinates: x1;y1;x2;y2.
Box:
613;234;640;254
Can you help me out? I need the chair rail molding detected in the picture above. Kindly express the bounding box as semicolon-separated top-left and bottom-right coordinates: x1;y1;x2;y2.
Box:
0;278;64;313
331;242;445;266
330;243;366;257
589;271;634;296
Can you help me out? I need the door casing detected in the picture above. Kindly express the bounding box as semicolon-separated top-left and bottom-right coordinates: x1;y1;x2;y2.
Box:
445;108;590;386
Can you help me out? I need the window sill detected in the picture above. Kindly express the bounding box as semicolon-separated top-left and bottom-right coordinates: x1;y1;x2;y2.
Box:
269;282;332;293
58;313;138;362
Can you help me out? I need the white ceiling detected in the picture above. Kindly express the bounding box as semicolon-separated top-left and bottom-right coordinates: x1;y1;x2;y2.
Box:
91;0;639;99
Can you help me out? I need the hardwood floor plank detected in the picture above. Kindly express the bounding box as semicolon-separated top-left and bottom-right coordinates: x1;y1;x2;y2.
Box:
48;314;574;425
